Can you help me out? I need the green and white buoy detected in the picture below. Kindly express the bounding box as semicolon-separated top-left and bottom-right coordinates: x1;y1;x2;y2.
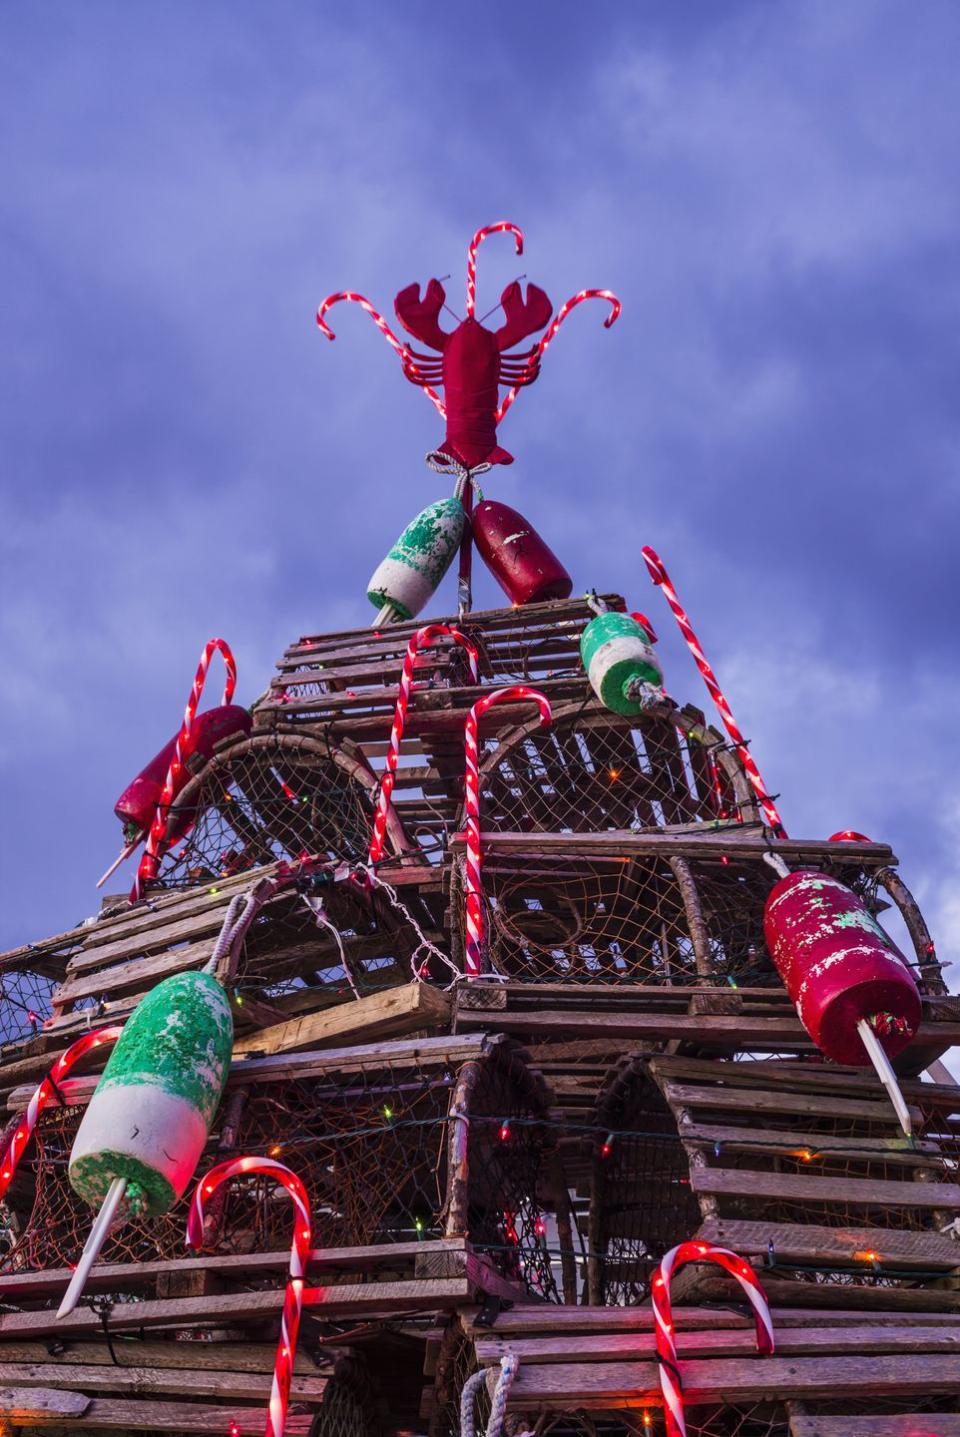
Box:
580;610;664;716
367;495;465;625
58;969;233;1317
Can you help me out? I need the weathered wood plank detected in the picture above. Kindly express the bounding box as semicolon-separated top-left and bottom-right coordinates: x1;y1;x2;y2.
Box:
474;1324;960;1365
663;1081;922;1125
233;981;450;1057
678;1121;944;1167
0;1361;328;1403
691;1166;960;1210
21;1395;315;1432
506;1353;960;1409
0;1238;470;1299
461;1304;960;1337
789;1418;960;1437
699;1217;960;1268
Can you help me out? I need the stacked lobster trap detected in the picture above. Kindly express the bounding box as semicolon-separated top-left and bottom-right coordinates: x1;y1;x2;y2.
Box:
1;220;959;1437
0;586;957;1437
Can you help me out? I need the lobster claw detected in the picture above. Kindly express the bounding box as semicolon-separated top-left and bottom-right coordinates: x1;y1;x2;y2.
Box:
394;279;449;352
495;281;552;351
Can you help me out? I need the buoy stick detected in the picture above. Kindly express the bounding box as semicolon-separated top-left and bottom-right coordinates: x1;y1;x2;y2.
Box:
96;836;144;889
57;1176;127;1318
857;1017;913;1137
458;477;474;617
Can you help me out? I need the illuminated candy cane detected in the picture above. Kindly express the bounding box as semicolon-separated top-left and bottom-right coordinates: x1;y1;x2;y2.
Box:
187;1157;311;1437
0;1026;122;1199
369;624;480;867
497;289;621;422
641;546;787;838
652;1241;774;1437
316;291;446;418
132;638;238;901
463;686;551;977
467;222;524;318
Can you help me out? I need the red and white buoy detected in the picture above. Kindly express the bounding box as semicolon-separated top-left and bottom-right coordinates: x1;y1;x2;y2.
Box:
764;867;921;1134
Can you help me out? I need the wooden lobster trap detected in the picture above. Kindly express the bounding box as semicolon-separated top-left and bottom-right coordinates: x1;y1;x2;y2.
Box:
0;1035;560;1304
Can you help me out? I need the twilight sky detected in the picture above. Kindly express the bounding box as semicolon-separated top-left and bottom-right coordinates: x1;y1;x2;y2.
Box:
1;2;958;980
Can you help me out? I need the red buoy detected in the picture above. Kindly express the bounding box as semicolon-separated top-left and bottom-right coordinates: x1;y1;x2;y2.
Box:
472;500;572;606
115;705;252;840
763;870;920;1066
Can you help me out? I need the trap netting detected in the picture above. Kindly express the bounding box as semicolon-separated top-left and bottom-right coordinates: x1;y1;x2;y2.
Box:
472;850;778;986
587;1060;702;1305
474;700;755;836
310;1363;379;1437
0;959;58;1047
0;1044;557;1300
153;730;379;891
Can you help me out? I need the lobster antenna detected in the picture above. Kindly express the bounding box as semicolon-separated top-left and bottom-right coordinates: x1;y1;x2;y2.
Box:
433;274;463;326
476;275;527;327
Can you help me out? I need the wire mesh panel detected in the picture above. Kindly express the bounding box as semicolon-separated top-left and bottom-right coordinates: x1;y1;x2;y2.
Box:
0;961;59;1046
588;1060;702;1305
154;731;380;890
476;701;753;835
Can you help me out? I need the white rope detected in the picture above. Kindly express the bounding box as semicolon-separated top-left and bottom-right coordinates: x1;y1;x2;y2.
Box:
203;877;279;978
459;1369;487;1437
301;894;360;1000
484;1355;519;1437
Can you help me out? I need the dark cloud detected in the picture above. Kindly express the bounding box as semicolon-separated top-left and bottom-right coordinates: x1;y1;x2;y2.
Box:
2;2;958;979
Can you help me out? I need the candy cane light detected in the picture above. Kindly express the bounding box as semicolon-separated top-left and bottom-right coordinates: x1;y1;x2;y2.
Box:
497;289;621;423
651;1241;774;1437
462;685;552;977
0;1026;122;1200
369;624;479;867
132;638;238;901
187;1156;312;1437
641;546;786;838
467;222;524;318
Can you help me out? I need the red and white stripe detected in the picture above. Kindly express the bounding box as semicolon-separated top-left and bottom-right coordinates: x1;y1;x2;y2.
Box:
187;1156;311;1437
462;686;551;977
368;625;480;867
0;1026;122;1199
651;1241;775;1437
641;546;787;838
497;288;621;422
132;638;238;901
316;290;446;417
467;222;524;318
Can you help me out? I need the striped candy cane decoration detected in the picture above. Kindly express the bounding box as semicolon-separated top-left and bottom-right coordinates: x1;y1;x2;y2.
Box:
316;291;446;418
187;1157;311;1437
0;1026;122;1199
369;625;480;867
463;686;552;977
651;1241;774;1437
467;222;524;318
497;289;621;423
641;546;787;838
132;638;238;901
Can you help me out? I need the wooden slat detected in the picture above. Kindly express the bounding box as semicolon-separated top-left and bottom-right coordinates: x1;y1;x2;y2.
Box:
663;1080;922;1125
0;1238;471;1300
0;1360;329;1403
678;1121;944;1167
474;1324;960;1365
790;1418;960;1437
450;829;898;866
15;1394;315;1432
699;1217;960;1268
506;1353;960;1409
232;982;451;1056
691;1166;960;1210
461;1304;960;1337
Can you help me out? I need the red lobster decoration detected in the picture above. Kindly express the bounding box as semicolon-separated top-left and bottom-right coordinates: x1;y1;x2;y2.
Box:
317;222;621;470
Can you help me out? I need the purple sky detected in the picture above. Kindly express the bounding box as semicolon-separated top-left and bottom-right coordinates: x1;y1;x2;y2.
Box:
2;3;959;977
